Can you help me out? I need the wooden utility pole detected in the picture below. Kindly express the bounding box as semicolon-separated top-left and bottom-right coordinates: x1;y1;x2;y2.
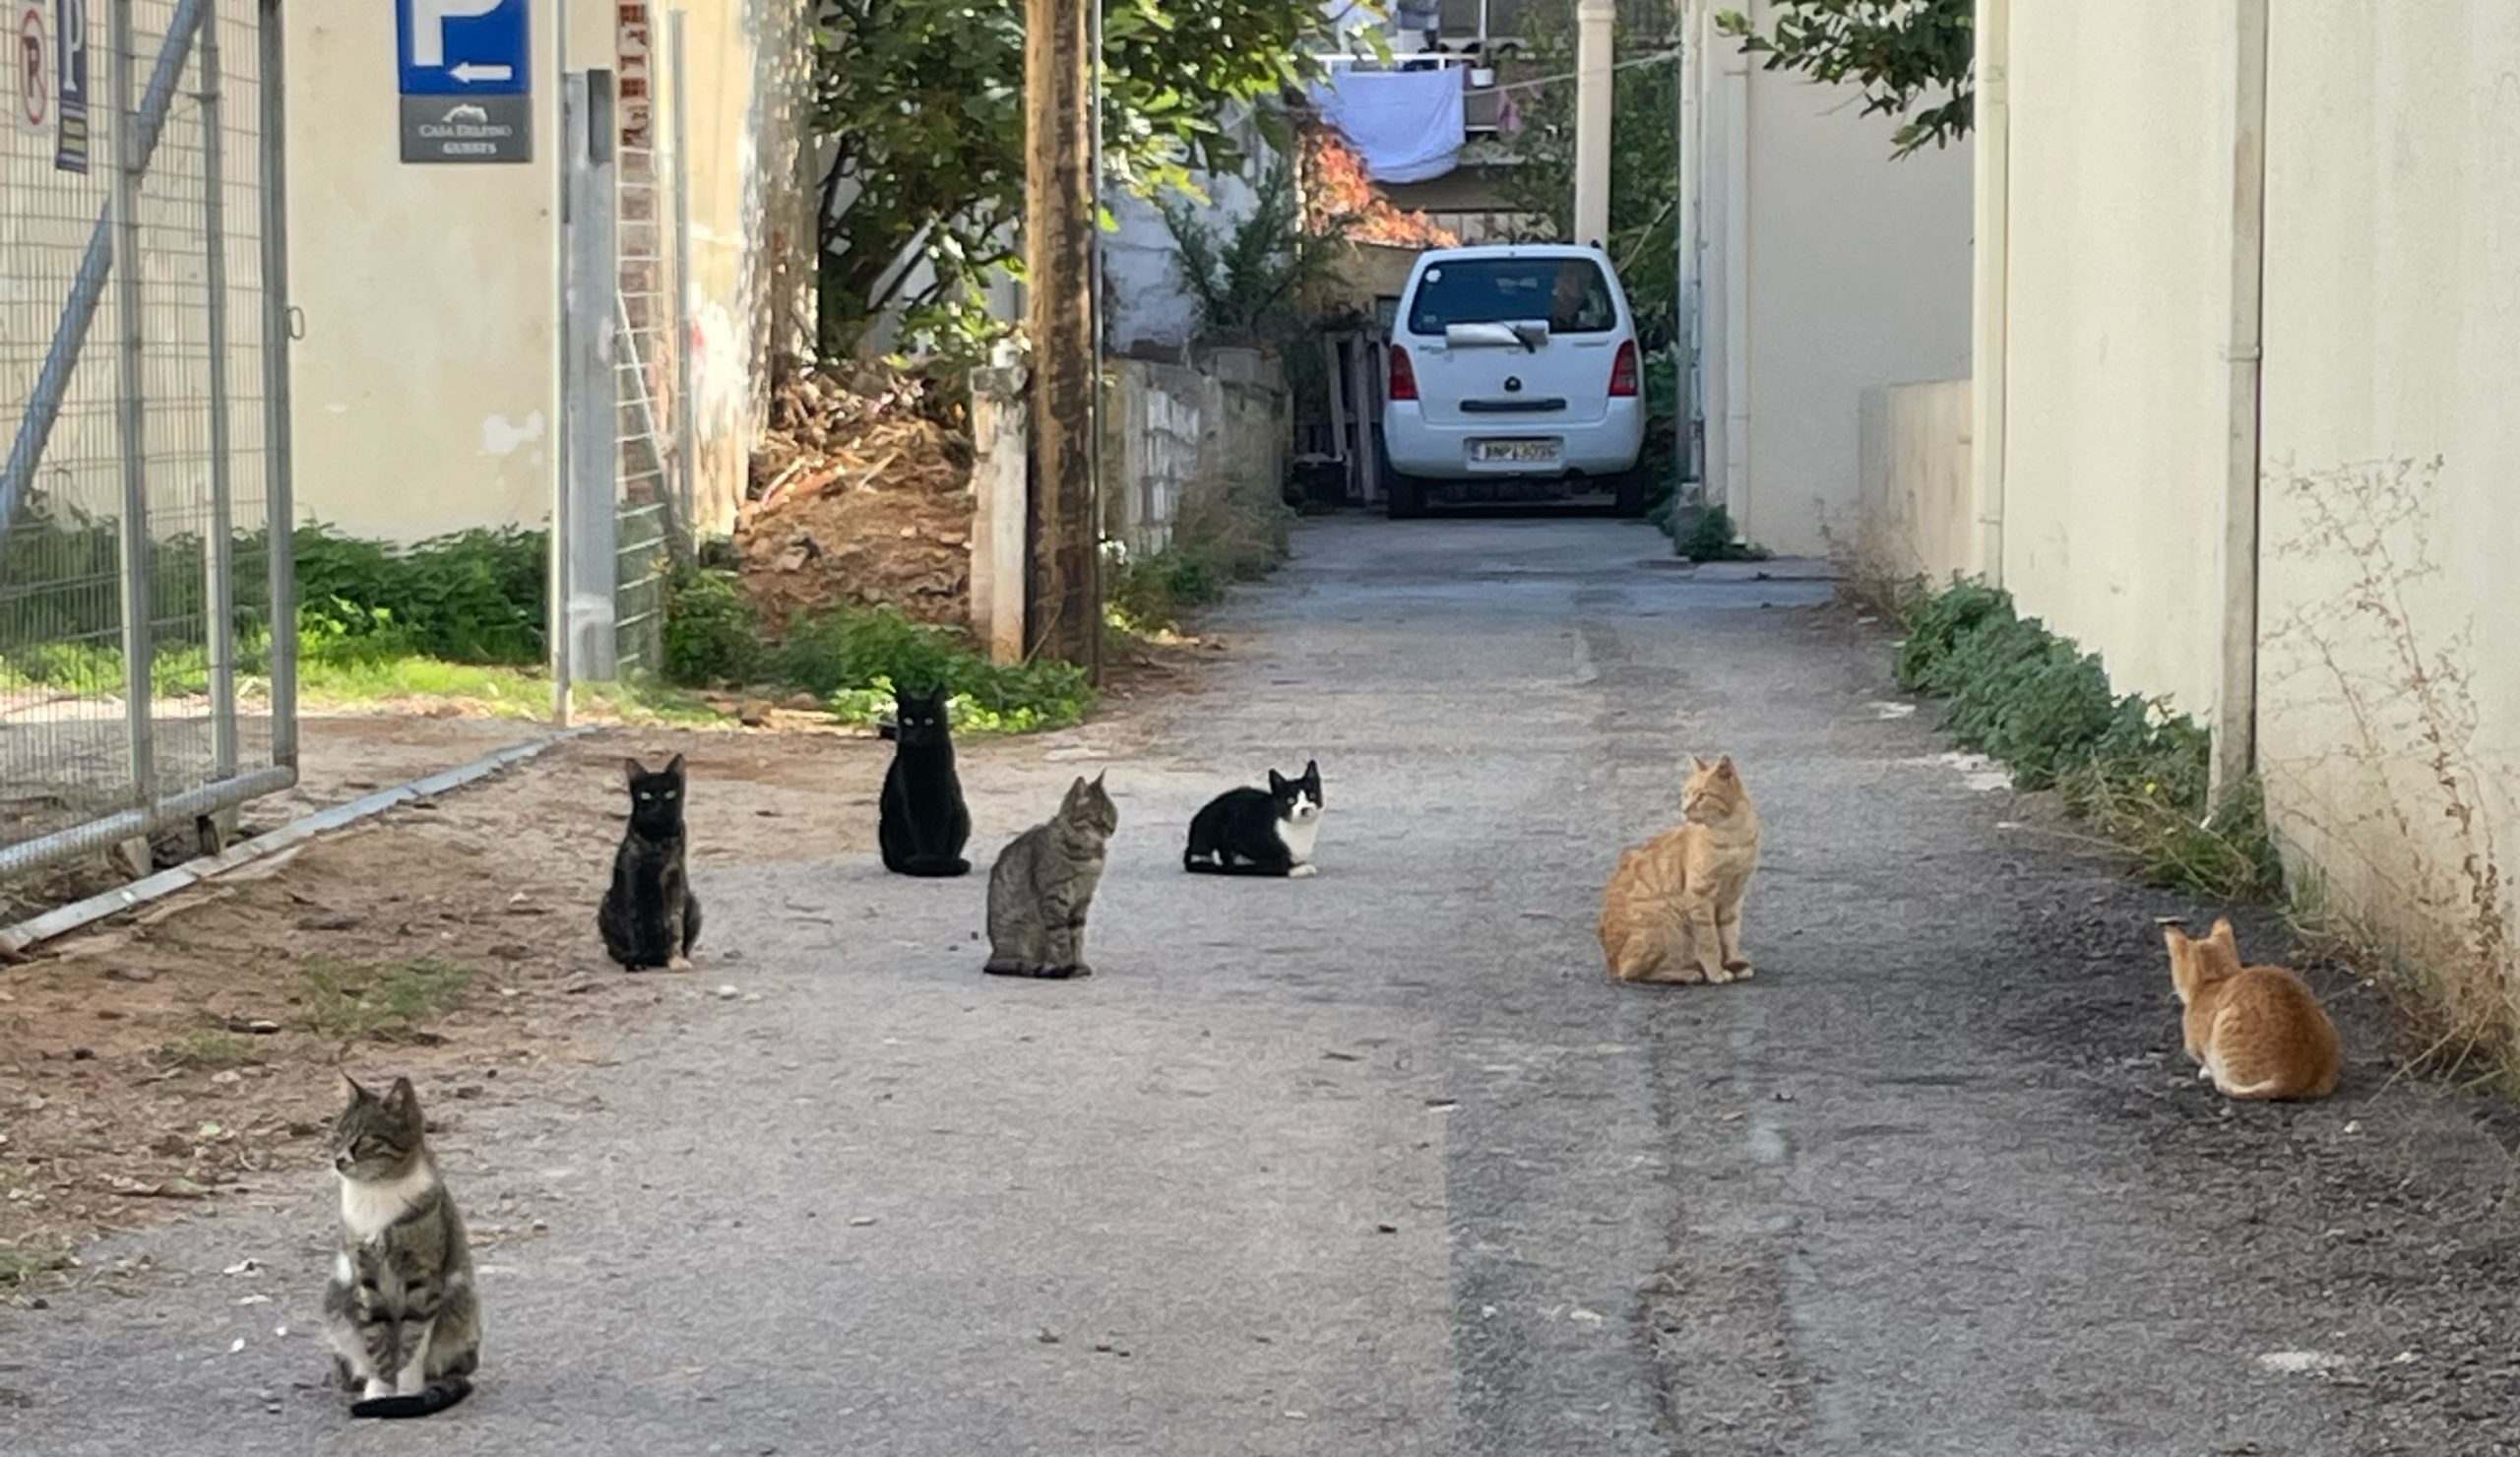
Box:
1024;0;1101;674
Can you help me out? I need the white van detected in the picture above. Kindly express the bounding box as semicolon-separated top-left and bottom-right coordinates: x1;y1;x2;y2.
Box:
1379;243;1649;518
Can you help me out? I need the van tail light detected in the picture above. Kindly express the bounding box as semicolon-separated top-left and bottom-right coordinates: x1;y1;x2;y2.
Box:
1388;345;1418;402
1608;340;1641;398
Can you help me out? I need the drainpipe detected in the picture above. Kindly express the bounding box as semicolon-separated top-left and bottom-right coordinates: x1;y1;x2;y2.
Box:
1968;0;2009;587
1719;14;1749;526
2213;0;2270;801
1574;0;1615;246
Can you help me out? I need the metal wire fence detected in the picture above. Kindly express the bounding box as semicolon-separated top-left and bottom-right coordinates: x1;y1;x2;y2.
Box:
0;0;294;880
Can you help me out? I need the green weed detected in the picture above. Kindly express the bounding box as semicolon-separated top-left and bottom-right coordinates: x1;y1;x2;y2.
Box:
299;958;476;1043
0;1241;72;1287
155;1029;263;1071
1892;579;2278;900
1676;505;1772;563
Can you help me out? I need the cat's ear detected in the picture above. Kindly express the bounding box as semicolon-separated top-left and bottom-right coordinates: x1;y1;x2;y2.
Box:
1690;754;1711;772
384;1077;418;1114
663;752;686;777
2207;918;2237;949
1269;769;1290;795
622;756;647;785
339;1073;369;1107
1091;770;1107;792
1303;759;1320;783
1715;754;1736;779
2161;921;2191;953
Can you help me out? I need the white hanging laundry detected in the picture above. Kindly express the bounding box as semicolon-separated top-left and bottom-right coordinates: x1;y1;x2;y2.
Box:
1309;67;1468;185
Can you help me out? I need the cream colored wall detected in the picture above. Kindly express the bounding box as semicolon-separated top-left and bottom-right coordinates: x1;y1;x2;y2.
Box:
1733;23;1972;558
284;0;801;542
1856;378;1972;589
2253;0;2520;990
1993;2;2231;721
283;2;565;541
1680;0;1972;560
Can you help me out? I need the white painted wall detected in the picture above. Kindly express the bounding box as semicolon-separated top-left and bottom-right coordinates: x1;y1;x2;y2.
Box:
1993;1;2234;722
1856;378;1972;589
2252;0;2520;995
1681;0;1974;559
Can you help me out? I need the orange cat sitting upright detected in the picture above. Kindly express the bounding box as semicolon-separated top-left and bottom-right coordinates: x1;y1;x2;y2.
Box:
2161;918;2342;1101
1600;754;1762;984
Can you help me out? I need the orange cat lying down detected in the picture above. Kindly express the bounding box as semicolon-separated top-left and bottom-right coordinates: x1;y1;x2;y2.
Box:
2162;918;2341;1101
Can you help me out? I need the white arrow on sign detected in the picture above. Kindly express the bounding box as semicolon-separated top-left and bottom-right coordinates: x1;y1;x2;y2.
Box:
449;61;512;83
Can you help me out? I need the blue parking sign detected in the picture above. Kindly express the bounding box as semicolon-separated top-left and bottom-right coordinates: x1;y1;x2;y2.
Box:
396;0;529;97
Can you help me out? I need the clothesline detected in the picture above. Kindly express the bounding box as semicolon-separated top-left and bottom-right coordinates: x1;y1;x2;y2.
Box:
1307;45;1686;99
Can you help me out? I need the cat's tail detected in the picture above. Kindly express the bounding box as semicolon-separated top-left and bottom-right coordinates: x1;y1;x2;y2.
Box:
895;855;971;878
350;1376;472;1420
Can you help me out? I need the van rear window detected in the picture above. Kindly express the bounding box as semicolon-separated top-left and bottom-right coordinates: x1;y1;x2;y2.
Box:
1406;257;1618;336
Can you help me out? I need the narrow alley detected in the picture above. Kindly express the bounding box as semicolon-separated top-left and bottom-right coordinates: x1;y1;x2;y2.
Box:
5;518;2513;1456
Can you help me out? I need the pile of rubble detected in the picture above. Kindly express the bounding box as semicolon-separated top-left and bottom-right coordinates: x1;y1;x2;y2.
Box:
736;364;975;629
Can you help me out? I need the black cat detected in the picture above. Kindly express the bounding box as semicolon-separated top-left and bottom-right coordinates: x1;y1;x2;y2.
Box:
878;683;973;877
1183;760;1324;878
597;753;703;970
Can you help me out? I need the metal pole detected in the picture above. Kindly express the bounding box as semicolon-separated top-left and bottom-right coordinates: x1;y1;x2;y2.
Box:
257;0;297;772
199;5;239;811
666;7;697;556
549;12;574;722
561;70;621;685
106;0;157;832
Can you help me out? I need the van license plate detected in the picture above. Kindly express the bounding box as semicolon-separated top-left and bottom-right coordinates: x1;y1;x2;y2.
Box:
1474;440;1559;464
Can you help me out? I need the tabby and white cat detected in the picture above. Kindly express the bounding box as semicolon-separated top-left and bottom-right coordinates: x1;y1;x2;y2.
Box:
1598;754;1762;984
597;753;702;971
984;773;1119;980
323;1077;481;1420
2162;918;2342;1101
1184;760;1323;877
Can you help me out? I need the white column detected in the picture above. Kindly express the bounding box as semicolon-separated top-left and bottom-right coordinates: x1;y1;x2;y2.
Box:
1573;0;1615;247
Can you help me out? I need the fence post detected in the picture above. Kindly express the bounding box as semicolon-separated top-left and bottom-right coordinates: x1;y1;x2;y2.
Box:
560;70;620;685
258;0;297;771
969;364;1031;665
666;6;698;552
106;0;158;870
197;3;238;850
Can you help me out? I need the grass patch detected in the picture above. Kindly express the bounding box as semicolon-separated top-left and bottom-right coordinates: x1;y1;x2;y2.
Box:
155;1029;263;1071
1891;578;2279;899
0;1241;72;1287
660;555;1097;734
1675;505;1772;563
1103;473;1294;635
299;957;476;1043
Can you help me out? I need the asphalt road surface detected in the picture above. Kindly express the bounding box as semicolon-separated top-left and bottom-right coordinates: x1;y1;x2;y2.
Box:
8;518;2517;1456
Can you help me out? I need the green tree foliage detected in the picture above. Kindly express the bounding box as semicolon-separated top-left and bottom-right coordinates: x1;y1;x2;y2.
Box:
1715;0;1975;158
811;0;1322;356
1498;11;1681;326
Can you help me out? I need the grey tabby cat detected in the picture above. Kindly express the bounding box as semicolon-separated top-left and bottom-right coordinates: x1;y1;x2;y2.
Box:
323;1076;481;1420
984;772;1119;980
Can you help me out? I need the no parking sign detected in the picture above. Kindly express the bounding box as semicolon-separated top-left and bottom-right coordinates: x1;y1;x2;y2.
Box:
13;1;45;135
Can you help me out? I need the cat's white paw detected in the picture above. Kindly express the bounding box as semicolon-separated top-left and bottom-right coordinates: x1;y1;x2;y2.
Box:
363;1379;393;1402
1288;862;1318;878
665;955;693;973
